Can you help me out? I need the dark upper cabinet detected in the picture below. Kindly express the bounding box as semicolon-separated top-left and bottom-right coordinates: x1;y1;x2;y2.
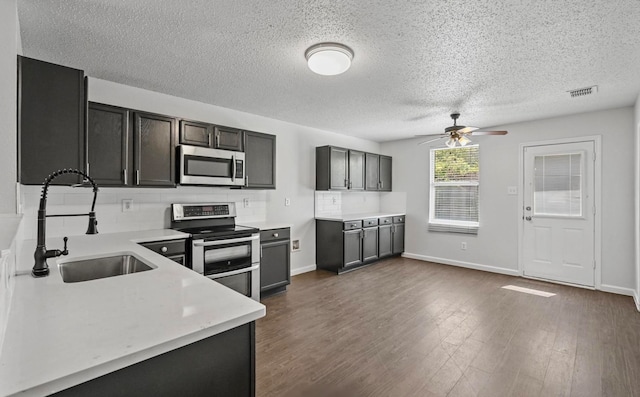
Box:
179;120;212;147
365;153;393;191
379;155;392;192
18;56;86;185
214;126;243;151
87;103;129;186
133;112;176;187
317;146;370;191
244;130;276;189
365;153;380;191
348;150;365;190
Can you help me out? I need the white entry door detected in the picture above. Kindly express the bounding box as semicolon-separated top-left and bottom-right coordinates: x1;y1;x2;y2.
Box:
522;141;595;286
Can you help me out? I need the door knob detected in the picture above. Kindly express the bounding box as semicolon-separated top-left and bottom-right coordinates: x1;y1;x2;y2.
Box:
525;216;532;221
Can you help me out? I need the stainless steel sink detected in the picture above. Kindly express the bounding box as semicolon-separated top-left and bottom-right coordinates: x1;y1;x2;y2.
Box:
59;254;154;283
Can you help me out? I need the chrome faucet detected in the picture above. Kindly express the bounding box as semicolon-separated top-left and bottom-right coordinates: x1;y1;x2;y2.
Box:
32;169;99;277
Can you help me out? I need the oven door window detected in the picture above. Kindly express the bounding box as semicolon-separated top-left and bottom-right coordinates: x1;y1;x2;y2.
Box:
184;155;232;178
211;273;251;297
203;241;252;275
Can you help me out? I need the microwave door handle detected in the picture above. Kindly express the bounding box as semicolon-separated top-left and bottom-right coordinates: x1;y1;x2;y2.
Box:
231;154;236;182
193;235;259;247
205;264;260;280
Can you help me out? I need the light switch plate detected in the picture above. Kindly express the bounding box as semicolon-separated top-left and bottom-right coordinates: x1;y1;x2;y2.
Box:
122;199;133;212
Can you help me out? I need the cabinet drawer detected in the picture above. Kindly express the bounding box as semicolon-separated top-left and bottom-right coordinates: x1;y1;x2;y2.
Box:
379;217;393;225
343;221;363;230
393;216;405;224
140;239;187;256
260;228;290;242
363;218;378;227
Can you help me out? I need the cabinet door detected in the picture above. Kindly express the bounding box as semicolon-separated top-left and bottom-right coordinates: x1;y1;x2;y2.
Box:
244;131;276;189
260;240;291;291
330;147;349;190
343;229;363;267
378;225;393;257
348;150;365;190
134;112;176;186
362;227;379;262
214;126;243;151
379;155;392;191
392;224;405;254
87;103;129;186
180;120;212;147
365;153;380;191
18;56;85;185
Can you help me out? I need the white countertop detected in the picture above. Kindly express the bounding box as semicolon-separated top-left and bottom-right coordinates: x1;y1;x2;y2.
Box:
315;212;405;222
0;229;266;397
241;221;292;231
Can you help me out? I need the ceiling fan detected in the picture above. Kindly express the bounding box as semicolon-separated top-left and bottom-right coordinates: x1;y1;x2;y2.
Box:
417;113;508;147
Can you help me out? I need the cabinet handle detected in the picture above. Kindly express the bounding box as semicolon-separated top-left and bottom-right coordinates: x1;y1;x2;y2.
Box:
344;179;348;187
135;170;140;185
245;175;248;186
215;132;220;147
161;246;168;253
260;245;263;258
86;163;90;176
123;169;128;185
380;181;384;189
273;233;279;238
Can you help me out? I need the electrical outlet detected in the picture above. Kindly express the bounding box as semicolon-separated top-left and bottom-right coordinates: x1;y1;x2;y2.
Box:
507;186;518;195
122;199;133;212
285;198;291;206
461;242;467;250
292;239;300;251
243;198;250;208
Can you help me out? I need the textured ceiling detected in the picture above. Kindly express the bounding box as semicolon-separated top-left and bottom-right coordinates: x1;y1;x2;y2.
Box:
17;0;640;142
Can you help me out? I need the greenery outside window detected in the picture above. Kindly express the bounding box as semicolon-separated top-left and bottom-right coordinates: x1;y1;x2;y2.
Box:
429;145;479;234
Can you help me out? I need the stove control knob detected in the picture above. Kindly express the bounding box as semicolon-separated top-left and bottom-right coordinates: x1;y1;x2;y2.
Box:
161;246;168;253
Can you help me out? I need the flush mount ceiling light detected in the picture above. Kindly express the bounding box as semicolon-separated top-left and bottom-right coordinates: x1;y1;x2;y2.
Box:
305;43;354;76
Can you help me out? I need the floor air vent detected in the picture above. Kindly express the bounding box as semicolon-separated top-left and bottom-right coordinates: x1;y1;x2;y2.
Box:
568;85;598;98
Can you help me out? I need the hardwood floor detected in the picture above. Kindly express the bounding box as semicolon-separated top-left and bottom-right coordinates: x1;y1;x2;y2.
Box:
255;257;640;397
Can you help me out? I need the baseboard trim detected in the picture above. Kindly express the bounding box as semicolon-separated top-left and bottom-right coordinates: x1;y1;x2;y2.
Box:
291;264;316;276
600;284;636;297
402;253;520;277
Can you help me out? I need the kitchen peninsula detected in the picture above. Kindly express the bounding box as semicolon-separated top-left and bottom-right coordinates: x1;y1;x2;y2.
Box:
0;230;265;397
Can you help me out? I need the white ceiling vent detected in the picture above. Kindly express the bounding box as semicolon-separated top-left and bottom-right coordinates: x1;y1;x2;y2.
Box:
568;85;598;98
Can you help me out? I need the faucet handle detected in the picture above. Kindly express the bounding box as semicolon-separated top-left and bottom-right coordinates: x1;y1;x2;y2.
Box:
61;237;69;256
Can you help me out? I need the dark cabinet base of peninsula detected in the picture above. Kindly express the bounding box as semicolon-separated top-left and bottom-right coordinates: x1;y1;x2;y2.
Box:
316;216;405;274
52;323;255;397
260;228;291;297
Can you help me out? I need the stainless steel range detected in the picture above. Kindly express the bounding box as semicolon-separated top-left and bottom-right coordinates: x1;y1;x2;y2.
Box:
171;203;260;301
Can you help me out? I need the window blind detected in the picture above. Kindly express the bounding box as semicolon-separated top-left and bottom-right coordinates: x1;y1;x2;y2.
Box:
429;145;479;234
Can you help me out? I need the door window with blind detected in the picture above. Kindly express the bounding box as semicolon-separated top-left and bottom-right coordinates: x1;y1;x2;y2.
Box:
429;145;479;234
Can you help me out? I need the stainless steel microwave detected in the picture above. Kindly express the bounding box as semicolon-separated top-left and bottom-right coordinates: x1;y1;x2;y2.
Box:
178;145;245;186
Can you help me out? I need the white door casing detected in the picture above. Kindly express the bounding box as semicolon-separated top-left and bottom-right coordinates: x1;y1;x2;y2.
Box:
521;140;596;287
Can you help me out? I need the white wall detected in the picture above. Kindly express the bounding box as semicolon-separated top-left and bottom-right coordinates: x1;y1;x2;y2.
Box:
382;107;635;291
21;78;381;274
0;0;19;214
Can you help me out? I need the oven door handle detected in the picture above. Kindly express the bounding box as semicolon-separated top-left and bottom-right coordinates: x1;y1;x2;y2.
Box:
205;264;260;280
193;235;259;247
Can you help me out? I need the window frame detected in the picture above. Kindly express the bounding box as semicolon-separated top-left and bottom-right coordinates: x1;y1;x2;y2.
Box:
429;144;480;234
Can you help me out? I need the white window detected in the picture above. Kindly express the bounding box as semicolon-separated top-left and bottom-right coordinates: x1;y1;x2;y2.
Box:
429;145;479;234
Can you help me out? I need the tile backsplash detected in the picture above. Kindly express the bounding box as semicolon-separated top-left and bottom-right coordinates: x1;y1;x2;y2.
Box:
314;191;380;217
19;185;269;240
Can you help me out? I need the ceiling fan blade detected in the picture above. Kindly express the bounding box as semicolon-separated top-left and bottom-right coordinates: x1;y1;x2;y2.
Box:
457;126;479;134
418;136;448;146
470;130;508;136
414;133;448;138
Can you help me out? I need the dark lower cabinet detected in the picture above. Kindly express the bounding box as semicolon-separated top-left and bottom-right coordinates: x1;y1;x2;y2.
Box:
133;112;176;186
316;216;404;274
244;131;276;189
18;56;86;185
260;228;290;297
87;103;129;186
378;224;393;258
53;323;255;397
139;239;188;268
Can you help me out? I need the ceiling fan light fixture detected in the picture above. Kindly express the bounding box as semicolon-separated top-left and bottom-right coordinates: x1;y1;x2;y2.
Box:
458;135;471;146
445;137;456;148
305;43;353;76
